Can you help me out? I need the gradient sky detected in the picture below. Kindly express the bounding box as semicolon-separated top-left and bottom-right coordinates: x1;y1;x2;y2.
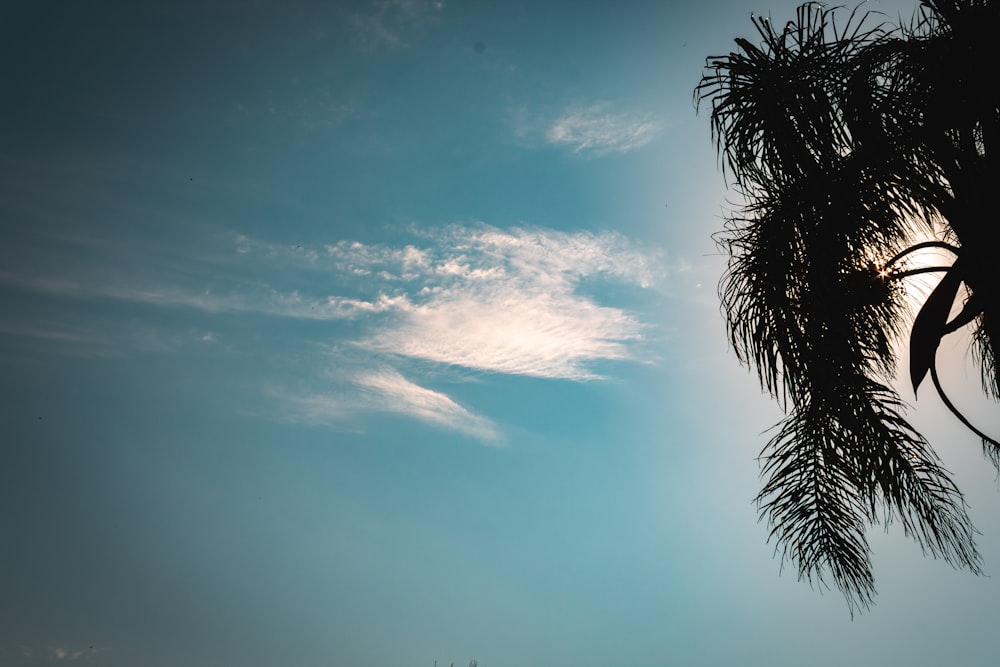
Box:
3;1;1000;666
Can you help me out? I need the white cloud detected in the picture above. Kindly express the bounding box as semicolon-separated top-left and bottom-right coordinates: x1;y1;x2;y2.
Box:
350;225;658;379
0;319;105;347
282;390;354;425
363;289;638;380
357;368;499;440
282;368;498;442
50;645;98;661
4;222;665;440
265;224;665;436
318;225;661;289
546;103;661;155
0;268;408;322
275;224;665;437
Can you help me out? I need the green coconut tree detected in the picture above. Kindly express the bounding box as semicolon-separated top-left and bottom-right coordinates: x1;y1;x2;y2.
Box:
696;0;1000;611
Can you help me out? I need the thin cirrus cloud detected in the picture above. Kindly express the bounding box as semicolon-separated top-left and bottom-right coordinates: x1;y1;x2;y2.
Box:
361;289;638;380
49;645;101;661
358;368;500;441
280;367;500;442
546;103;661;155
324;224;663;380
348;0;446;52
256;223;665;439
2;222;664;441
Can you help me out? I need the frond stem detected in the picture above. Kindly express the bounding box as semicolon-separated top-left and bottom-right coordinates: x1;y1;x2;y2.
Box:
884;241;961;269
885;265;953;282
930;364;1000;448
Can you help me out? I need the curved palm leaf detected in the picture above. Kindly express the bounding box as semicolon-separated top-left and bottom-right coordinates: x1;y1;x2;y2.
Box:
697;0;997;610
909;259;966;395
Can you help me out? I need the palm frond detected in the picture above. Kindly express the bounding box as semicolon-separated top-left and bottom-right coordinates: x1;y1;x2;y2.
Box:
697;0;998;609
758;376;979;613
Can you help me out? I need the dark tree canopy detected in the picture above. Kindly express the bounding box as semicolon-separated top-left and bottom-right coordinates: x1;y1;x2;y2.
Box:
696;0;1000;611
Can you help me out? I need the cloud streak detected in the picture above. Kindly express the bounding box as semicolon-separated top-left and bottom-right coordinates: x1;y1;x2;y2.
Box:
4;222;664;440
363;290;638;380
269;224;664;439
48;644;101;661
282;368;499;442
357;368;499;440
546;104;661;155
316;225;661;379
348;0;446;52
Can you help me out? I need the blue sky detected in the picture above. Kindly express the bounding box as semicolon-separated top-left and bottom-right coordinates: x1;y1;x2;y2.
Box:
2;1;999;666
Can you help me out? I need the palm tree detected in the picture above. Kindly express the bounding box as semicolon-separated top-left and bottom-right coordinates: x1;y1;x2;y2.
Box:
696;0;999;611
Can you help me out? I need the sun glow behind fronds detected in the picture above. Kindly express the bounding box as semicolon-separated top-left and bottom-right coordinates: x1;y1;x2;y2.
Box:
876;228;962;318
697;0;1000;611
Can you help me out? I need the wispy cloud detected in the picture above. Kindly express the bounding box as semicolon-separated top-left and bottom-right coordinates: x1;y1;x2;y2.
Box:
281;367;499;442
3;222;664;440
357;368;499;440
318;225;661;379
265;224;664;439
0;315;224;359
48;644;101;661
362;285;638;380
53;648;82;661
349;0;445;52
0;267;406;322
546;103;661;155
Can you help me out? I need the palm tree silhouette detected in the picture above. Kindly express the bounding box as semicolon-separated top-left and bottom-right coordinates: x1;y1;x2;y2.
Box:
696;0;999;611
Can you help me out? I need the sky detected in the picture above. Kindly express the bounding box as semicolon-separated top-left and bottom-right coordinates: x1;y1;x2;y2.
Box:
2;1;999;666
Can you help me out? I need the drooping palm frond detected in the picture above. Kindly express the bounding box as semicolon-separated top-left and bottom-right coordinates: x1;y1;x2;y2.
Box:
695;3;884;191
898;0;1000;401
758;377;980;609
759;377;979;611
721;174;981;609
696;1;995;609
